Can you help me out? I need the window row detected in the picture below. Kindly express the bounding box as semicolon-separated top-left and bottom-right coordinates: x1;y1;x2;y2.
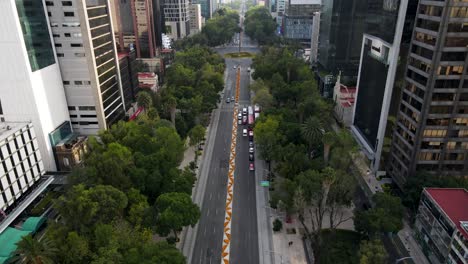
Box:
68;106;96;111
56;52;85;57
52;33;82;38
54;43;83;48
45;1;72;6
63;80;91;85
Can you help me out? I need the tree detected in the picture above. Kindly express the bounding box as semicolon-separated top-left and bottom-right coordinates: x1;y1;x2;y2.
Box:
55;184;128;233
354;192;404;237
359;239;388;264
188;125;206;149
166;96;177;127
244;6;277;44
136;92;152;113
12;235;58;264
322;132;336;165
253;88;273;108
301;116;324;158
254;116;283;171
154;192;200;240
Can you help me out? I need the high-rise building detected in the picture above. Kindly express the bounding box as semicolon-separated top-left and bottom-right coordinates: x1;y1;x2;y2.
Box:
118;50;139;110
152;0;165;48
192;0;216;19
46;0;126;135
283;0;320;45
317;0;367;77
189;4;203;34
388;0;468;187
164;0;190;40
351;0;417;175
111;0;159;58
0;0;70;171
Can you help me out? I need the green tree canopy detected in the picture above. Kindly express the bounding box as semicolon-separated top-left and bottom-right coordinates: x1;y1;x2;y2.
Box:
154;192;201;240
12;235;58;264
359;239;388;264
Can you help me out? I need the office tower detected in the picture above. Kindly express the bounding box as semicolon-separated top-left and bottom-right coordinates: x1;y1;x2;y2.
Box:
0;122;49;212
46;0;126;135
192;0;216;19
189;4;203;34
164;0;190;39
310;11;320;65
111;0;158;58
275;0;286;30
317;0;366;77
0;0;70;171
283;0;321;45
352;0;416;175
153;0;164;48
388;0;468;187
118;50;139;110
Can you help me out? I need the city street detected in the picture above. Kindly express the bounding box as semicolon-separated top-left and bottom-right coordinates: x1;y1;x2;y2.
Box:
188;13;262;263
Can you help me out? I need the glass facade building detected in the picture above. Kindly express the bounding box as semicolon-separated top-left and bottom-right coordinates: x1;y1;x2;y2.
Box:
388;0;468;187
15;0;55;72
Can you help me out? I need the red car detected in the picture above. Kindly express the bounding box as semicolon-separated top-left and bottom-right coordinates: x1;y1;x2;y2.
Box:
249;163;255;171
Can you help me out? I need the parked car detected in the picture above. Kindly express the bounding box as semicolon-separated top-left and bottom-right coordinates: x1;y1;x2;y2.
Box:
238;113;242;119
249;147;254;153
242;116;248;124
249;163;255;171
249;130;254;138
249;141;254;148
238;119;242;125
249;153;254;161
233;65;237;69
231;96;234;101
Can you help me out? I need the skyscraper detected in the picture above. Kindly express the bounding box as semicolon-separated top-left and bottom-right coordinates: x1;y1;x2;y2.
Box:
388;0;468;187
351;0;417;175
192;0;217;19
46;0;126;135
0;0;70;171
164;0;190;39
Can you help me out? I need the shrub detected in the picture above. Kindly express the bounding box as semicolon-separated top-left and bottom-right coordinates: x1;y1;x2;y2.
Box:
273;218;283;232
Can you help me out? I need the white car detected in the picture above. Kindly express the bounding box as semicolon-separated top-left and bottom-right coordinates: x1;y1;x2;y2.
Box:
243;129;247;137
249;147;254;153
233;65;237;69
238;119;242;125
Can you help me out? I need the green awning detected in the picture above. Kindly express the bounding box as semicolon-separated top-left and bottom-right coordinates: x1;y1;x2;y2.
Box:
0;227;31;263
21;217;46;234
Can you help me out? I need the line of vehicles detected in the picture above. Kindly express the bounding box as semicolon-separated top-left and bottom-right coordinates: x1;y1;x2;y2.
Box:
239;105;261;171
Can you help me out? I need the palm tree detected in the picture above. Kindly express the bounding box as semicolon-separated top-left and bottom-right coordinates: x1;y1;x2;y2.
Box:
12;235;58;264
166;96;177;127
322;132;336;165
136;92;152;113
301;116;324;158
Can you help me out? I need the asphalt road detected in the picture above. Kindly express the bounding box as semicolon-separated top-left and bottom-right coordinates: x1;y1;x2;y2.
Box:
191;3;261;262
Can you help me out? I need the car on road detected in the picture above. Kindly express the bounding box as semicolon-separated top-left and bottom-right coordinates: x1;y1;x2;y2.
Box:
249;153;254;161
242;107;247;115
247;67;251;72
238;113;242;119
249;130;254;138
242;116;247;124
249;141;254;148
249;147;254;153
243;129;247;137
249;163;255;171
231;96;234;101
226;97;230;103
233;65;237;69
238;119;242;125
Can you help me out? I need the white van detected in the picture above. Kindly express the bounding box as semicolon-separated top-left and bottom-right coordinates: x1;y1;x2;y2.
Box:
242;129;247;137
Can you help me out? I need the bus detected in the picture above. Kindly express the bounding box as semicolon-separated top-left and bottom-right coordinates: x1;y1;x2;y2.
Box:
248;106;254;125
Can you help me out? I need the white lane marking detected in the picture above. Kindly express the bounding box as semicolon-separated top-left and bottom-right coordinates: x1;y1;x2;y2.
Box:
204;227;207;237
216;209;218;215
207;209;210;216
209;193;213;200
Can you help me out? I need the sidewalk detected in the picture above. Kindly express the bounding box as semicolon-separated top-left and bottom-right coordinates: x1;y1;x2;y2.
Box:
270;213;308;264
397;221;430;264
179;143;196;170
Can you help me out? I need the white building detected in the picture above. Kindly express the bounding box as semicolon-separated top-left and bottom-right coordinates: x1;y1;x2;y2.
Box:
0;122;45;212
164;0;190;40
0;0;70;171
189;4;202;34
46;0;126;135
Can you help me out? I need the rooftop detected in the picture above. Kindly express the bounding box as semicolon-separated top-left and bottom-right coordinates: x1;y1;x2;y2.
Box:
138;72;156;79
118;52;129;60
0;122;30;142
425;188;468;239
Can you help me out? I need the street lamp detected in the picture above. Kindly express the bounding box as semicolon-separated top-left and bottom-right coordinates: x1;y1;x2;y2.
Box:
395;257;413;264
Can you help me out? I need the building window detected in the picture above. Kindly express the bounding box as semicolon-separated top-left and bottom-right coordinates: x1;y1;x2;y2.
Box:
70;43;83;47
73;33;82;37
84;81;91;85
45;1;53;6
68;106;75;110
74;53;85;57
80;115;97;118
63;81;70;85
48;12;51;17
69;114;77;118
57;53;64;57
64;12;74;17
64;33;71;37
62;1;72;6
78;106;95;111
52;34;60;38
74;81;83;85
55;43;62;47
63;157;70;167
